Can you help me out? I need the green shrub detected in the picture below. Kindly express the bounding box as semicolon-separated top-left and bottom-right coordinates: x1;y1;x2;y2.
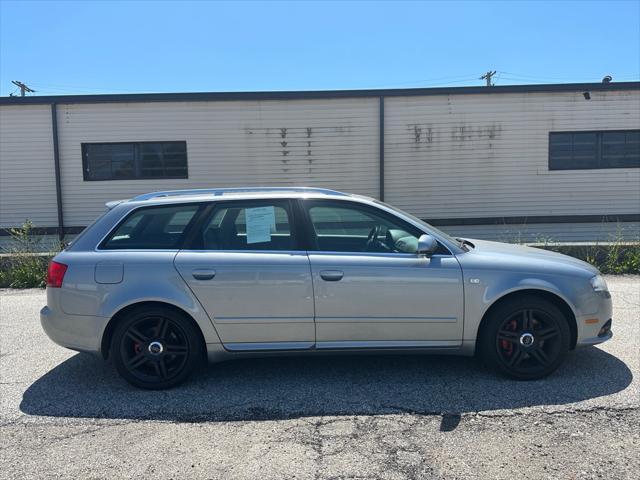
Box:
530;226;640;275
0;220;58;288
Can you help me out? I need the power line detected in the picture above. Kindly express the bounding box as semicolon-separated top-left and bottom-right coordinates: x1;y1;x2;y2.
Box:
357;73;481;89
9;71;638;97
28;82;158;93
498;71;640;83
28;74;485;94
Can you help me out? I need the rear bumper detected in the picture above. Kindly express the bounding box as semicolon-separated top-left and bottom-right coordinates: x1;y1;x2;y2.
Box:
40;305;108;354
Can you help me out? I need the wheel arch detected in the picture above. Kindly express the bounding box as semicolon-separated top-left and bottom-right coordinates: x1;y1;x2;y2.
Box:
100;301;207;360
474;289;578;353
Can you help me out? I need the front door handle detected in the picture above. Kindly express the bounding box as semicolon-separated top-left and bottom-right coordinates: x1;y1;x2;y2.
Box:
192;269;216;280
320;270;344;282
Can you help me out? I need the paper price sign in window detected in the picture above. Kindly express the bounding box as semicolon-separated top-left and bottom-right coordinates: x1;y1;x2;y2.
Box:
245;206;276;244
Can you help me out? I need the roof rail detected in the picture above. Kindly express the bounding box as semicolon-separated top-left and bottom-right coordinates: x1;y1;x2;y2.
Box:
131;187;348;201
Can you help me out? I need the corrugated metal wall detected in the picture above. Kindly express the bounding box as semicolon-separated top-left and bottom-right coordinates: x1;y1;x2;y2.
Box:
0;105;58;228
1;88;639;241
384;90;640;219
56;98;380;226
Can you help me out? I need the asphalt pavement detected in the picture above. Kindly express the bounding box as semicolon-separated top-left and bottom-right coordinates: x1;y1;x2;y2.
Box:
1;276;638;479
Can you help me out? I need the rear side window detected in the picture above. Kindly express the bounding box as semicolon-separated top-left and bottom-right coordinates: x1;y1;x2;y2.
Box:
102;204;199;249
196;201;295;251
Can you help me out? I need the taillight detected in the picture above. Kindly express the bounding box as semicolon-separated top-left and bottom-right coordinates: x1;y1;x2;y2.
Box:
46;261;68;288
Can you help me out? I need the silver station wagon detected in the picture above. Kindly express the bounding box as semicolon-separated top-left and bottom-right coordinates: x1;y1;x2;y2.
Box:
41;187;613;389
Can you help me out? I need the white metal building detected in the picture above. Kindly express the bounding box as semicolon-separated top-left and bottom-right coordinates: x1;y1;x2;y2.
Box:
1;82;639;243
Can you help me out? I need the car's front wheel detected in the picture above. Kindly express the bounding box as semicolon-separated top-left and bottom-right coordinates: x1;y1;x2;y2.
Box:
479;295;571;380
111;306;203;389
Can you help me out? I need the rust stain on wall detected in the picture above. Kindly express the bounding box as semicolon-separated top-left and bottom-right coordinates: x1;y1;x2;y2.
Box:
408;124;434;145
244;125;349;173
451;124;502;141
280;128;289;160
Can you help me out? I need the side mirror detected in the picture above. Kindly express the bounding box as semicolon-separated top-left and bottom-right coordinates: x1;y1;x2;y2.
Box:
417;234;438;256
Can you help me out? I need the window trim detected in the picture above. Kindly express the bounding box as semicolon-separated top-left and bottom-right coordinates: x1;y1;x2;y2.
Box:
183;199;303;252
299;198;452;256
548;129;640;171
82;141;189;181
97;202;206;251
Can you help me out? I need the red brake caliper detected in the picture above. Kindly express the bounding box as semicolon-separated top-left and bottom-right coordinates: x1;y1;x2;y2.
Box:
500;319;517;356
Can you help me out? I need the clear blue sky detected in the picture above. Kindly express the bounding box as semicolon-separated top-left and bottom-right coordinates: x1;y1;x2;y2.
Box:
1;0;638;96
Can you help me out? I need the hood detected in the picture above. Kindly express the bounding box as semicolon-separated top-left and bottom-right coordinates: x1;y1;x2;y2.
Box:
461;238;600;276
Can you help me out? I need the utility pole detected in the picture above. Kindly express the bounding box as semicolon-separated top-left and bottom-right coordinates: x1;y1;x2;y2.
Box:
10;80;35;96
480;70;497;87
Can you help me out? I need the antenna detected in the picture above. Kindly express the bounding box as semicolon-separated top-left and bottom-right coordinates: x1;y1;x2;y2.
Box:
480;70;497;87
10;80;36;97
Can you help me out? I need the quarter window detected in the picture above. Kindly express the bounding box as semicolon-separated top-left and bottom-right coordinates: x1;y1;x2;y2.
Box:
82;142;188;180
549;130;640;170
102;204;199;249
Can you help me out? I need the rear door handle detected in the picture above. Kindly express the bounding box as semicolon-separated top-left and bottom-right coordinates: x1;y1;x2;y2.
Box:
320;270;344;282
192;269;216;280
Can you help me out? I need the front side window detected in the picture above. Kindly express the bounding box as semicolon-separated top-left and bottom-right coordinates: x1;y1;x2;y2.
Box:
305;201;426;254
102;204;199;249
197;201;295;251
82;141;188;180
549;130;639;170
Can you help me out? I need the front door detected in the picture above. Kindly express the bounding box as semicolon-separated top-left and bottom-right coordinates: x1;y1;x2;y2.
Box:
301;199;464;349
174;199;315;350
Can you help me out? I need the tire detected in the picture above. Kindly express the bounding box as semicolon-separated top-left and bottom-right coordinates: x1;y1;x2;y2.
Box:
111;306;203;389
479;295;571;380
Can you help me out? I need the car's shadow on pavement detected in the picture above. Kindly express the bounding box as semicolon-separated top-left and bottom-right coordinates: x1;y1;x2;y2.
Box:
20;347;632;423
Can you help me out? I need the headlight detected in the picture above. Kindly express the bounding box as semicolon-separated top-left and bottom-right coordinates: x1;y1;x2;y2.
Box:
590;274;608;292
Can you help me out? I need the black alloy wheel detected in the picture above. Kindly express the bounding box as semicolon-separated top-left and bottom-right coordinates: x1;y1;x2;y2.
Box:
480;295;570;380
111;306;202;389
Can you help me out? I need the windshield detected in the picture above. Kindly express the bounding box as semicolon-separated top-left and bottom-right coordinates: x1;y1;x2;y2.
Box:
371;200;461;247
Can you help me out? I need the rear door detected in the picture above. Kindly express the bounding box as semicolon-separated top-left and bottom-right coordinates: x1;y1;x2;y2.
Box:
174;199;315;351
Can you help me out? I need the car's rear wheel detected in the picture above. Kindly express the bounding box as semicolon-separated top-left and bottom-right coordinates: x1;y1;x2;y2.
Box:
111;306;202;389
479;295;571;380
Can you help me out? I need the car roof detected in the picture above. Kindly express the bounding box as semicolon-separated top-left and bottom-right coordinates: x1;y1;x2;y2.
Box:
107;187;369;209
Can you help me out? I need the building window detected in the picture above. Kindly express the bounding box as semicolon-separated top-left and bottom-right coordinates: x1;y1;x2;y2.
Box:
549;130;640;170
82;141;188;180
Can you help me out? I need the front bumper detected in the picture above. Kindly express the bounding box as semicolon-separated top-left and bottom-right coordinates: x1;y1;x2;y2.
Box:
40;305;108;354
575;291;614;348
576;322;613;347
